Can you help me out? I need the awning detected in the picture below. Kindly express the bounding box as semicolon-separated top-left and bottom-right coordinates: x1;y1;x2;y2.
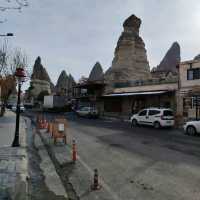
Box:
103;90;169;97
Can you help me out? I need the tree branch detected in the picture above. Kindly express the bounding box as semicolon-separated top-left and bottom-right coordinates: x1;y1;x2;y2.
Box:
0;0;28;12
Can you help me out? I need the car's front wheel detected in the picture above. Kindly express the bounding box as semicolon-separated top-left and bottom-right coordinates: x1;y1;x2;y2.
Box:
131;119;138;127
186;126;196;136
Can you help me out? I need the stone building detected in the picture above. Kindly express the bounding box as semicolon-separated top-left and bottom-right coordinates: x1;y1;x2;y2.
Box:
177;56;200;120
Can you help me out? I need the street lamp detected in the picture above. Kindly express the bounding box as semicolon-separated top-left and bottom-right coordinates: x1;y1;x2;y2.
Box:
12;67;26;147
0;33;14;37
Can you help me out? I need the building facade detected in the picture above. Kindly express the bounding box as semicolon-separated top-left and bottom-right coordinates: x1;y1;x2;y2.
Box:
177;59;200;120
103;78;178;120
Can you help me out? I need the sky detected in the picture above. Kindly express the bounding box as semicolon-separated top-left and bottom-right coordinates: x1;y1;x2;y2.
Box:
1;0;200;89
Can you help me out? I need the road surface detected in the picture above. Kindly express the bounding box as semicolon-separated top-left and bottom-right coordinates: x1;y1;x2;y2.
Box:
64;114;200;200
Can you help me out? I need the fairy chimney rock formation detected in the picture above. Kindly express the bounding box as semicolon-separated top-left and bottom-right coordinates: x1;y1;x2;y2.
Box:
68;74;76;88
88;62;104;82
157;42;180;73
30;57;52;99
194;54;200;61
105;14;151;90
56;71;76;96
31;57;51;82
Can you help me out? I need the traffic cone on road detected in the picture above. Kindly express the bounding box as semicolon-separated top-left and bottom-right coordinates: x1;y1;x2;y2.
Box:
72;139;77;163
91;169;101;190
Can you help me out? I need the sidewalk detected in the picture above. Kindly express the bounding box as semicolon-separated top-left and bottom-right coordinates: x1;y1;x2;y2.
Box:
0;110;28;200
37;123;115;200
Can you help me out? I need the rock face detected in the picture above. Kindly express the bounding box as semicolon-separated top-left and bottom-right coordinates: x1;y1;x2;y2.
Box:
157;42;180;73
88;62;104;82
56;70;69;94
105;14;151;90
56;71;76;96
194;54;200;61
31;57;51;81
68;74;76;88
30;57;52;99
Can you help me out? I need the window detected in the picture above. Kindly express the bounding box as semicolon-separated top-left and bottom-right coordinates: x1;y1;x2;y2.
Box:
163;110;173;116
149;110;160;115
80;107;89;111
138;110;147;116
187;68;200;80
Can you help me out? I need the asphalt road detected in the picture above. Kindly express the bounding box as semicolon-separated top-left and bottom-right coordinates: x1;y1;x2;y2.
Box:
64;114;200;200
26;111;200;200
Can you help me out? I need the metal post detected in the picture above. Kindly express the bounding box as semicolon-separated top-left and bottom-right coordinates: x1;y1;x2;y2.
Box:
12;83;21;147
196;96;198;121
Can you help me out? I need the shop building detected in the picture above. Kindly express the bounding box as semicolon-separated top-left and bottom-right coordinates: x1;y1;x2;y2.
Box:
177;58;200;120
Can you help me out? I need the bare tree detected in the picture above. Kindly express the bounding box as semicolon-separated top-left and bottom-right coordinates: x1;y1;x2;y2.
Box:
0;0;28;12
0;40;9;76
0;40;29;116
9;48;30;77
0;0;29;22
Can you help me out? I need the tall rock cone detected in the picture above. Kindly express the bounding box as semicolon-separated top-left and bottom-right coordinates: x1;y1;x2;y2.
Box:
157;42;180;73
29;56;53;99
31;57;51;82
56;70;69;94
88;62;104;82
105;14;151;92
68;74;76;88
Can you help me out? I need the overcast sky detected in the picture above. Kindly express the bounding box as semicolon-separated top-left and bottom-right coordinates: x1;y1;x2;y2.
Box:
1;0;200;87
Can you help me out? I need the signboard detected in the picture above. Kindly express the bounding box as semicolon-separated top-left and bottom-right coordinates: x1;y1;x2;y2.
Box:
58;123;65;132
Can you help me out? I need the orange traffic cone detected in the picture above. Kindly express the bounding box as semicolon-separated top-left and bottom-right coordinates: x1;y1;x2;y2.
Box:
72;139;77;163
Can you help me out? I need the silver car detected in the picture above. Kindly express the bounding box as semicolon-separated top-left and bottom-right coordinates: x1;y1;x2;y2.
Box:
76;107;98;118
12;105;25;113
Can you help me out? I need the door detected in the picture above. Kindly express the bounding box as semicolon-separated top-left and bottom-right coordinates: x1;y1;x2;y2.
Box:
146;109;161;125
137;109;147;125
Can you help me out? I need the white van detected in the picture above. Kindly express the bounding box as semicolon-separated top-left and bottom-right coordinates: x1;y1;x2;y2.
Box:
130;108;174;128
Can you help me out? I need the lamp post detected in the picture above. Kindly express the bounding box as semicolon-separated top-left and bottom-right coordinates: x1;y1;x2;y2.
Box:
12;67;26;147
0;33;14;37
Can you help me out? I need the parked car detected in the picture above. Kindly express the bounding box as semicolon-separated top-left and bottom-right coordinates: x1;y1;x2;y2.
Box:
76;107;99;118
12;105;25;113
130;108;174;128
183;120;200;136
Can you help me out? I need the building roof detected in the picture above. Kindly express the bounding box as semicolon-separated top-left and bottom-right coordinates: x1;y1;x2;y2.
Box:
103;90;170;97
